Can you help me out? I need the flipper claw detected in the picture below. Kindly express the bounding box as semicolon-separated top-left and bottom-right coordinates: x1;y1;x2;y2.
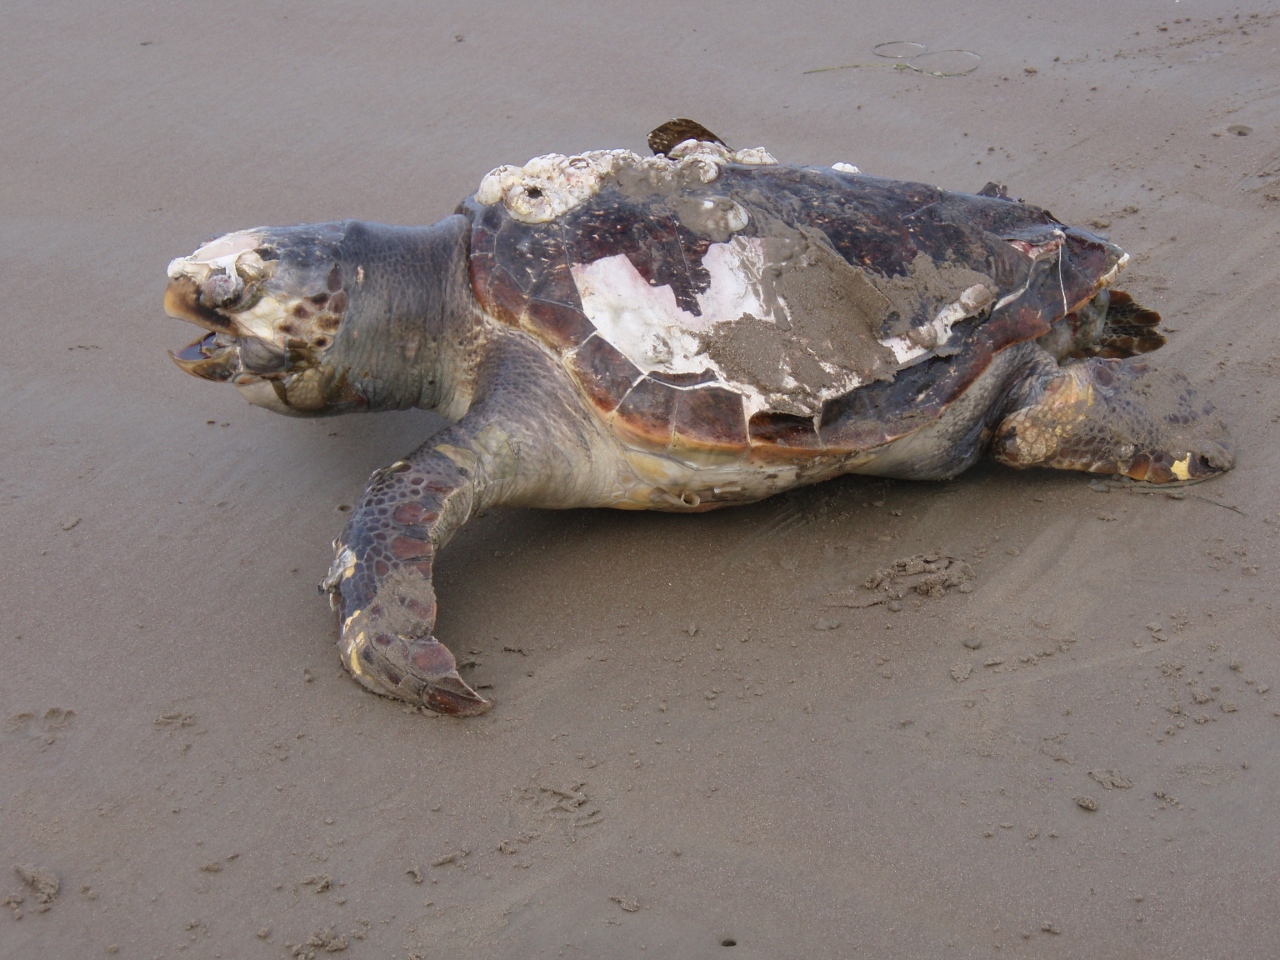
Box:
342;620;492;716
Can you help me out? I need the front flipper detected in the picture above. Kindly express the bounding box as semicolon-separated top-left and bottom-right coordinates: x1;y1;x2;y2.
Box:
322;430;492;715
321;330;620;715
991;352;1234;482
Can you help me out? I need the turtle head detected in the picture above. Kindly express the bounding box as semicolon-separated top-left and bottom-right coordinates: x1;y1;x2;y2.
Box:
166;219;470;416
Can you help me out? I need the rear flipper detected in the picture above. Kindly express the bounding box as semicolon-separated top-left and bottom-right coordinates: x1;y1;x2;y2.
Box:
1084;290;1166;359
1041;290;1166;361
991;351;1234;483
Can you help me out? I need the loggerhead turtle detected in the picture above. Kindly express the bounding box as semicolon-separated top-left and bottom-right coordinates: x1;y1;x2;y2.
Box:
165;120;1233;716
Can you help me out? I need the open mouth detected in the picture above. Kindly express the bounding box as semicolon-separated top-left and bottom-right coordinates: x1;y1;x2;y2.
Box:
170;331;242;382
169;330;291;383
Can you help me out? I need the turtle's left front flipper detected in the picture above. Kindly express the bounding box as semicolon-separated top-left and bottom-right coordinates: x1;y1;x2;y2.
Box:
991;351;1234;483
322;332;617;715
322;424;494;715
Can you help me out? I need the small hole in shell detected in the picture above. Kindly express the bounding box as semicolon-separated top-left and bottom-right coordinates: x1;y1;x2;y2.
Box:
525;186;543;199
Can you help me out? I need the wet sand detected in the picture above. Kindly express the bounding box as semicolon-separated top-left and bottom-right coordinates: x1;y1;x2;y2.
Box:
3;2;1279;957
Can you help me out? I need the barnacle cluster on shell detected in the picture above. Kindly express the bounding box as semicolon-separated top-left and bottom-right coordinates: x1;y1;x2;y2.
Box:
475;140;779;224
167;238;278;314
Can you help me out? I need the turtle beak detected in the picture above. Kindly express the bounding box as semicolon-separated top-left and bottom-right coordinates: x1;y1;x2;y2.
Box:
169;330;292;383
163;273;240;334
169;333;241;382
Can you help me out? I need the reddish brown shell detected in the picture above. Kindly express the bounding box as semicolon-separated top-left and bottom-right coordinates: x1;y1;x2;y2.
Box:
462;161;1125;461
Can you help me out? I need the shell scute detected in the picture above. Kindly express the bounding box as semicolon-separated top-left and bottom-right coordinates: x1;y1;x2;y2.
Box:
672;385;748;450
526;262;581;308
818;350;958;451
481;264;528;327
562;201;712;316
648;369;719;387
900;204;988;271
493;213;569;293
611;376;678;447
523;297;594;351
748;411;822;450
564;335;643;414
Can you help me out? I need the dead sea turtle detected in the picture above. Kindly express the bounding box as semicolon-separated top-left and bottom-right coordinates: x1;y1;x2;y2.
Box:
165;120;1232;716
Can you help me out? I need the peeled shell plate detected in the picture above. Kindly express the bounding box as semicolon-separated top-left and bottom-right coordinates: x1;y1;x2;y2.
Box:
872;41;982;76
907;50;982;77
872;40;928;59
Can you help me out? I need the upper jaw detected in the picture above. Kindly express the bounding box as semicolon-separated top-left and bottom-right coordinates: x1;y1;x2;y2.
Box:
164;230;278;336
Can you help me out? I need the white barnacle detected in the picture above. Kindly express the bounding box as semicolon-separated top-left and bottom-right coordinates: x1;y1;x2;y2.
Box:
478;149;649;222
668;139;734;163
677;154;721;183
326;547;358;593
503;178;567;224
476;164;526;205
733;147;778;165
234;249;271;284
723;200;749;233
168;256;210;282
832;161;861;174
474;140;778;223
1097;252;1129;288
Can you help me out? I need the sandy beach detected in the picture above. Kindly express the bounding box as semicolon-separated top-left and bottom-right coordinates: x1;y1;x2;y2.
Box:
2;2;1279;957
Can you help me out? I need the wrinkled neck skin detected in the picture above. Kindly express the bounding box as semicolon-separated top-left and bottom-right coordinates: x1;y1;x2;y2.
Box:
307;215;480;419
